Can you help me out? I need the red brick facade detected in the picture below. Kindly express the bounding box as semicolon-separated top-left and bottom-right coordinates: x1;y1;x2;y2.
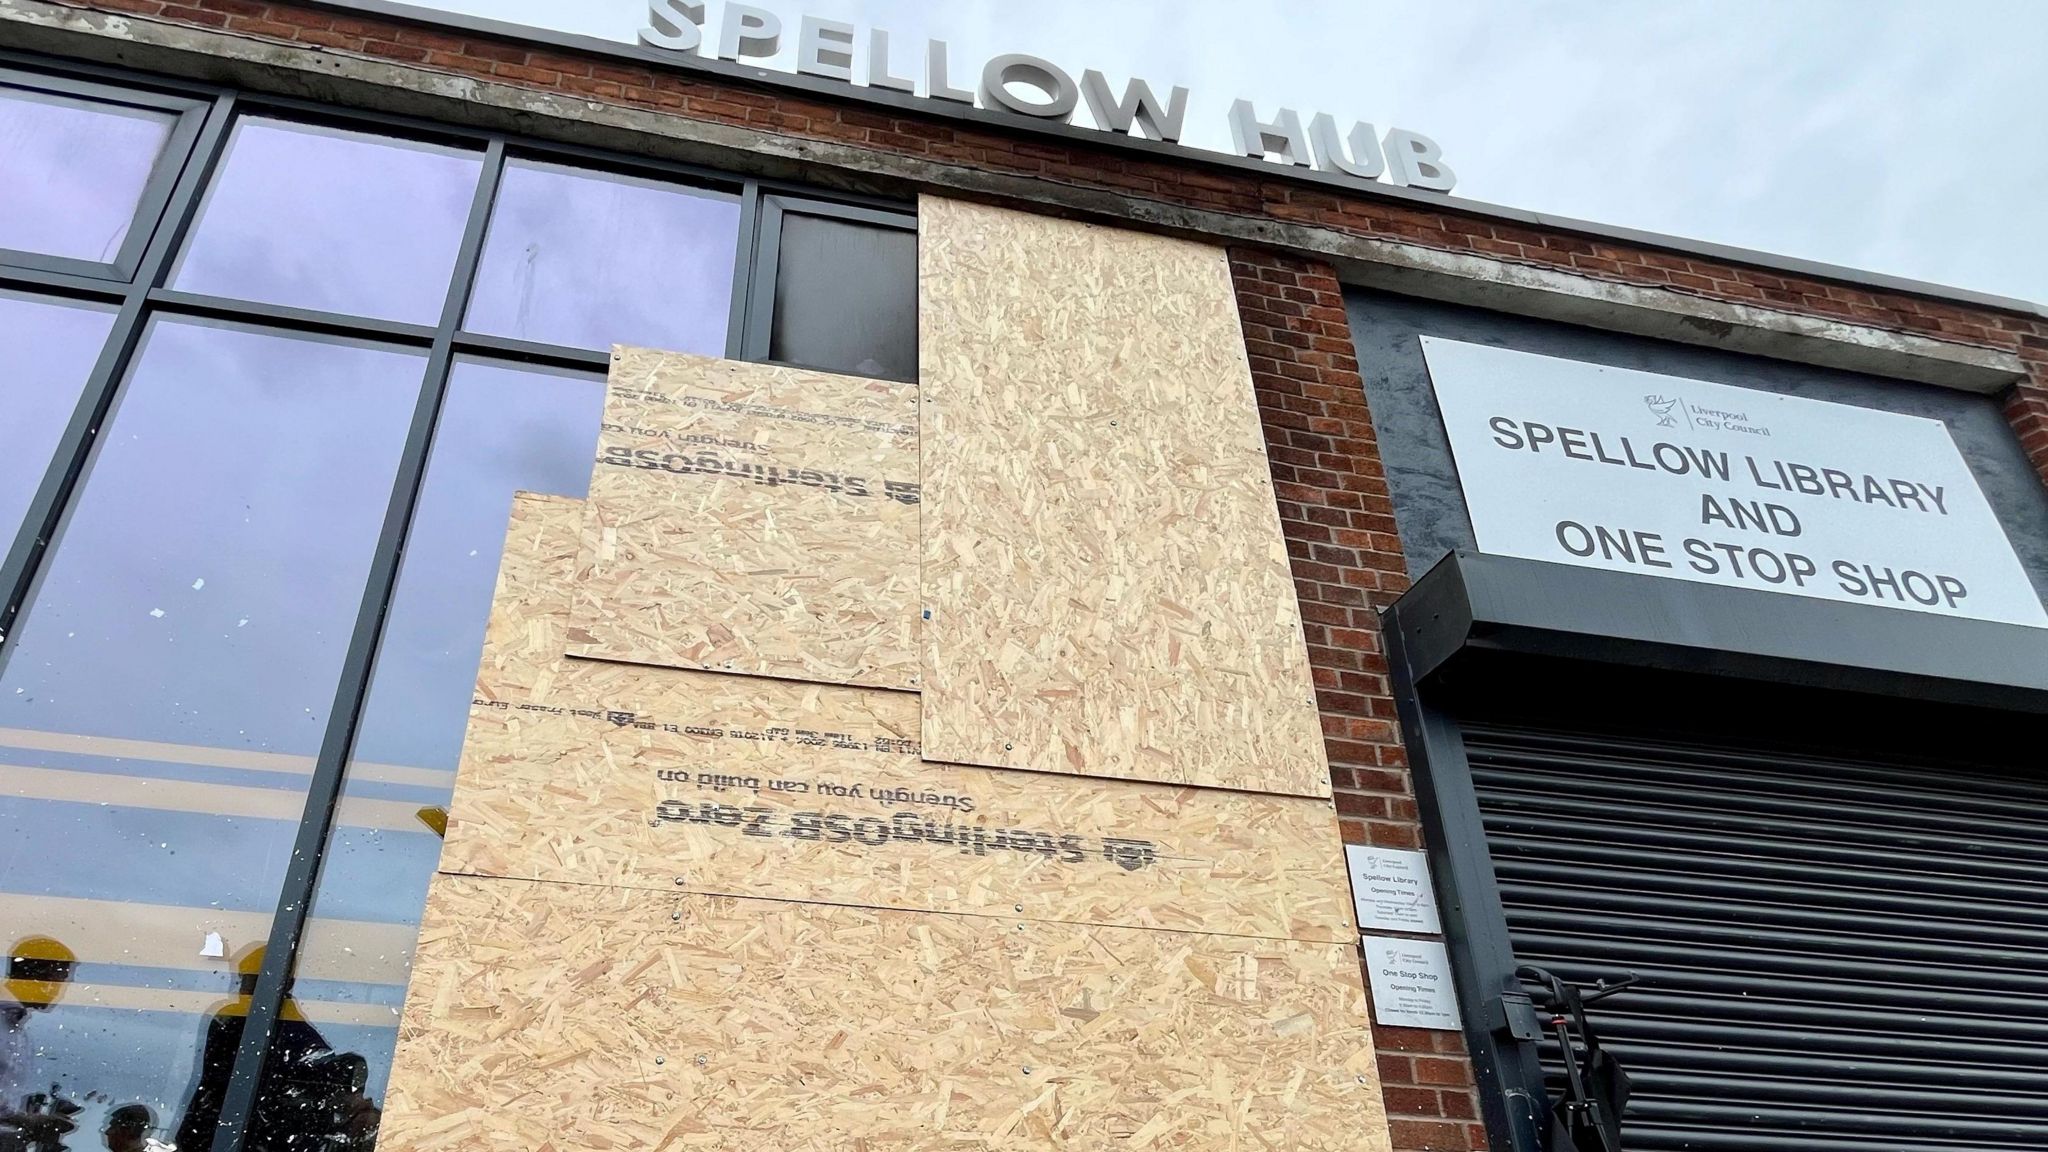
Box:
30;4;2048;1151
55;0;2048;485
1231;249;1485;1151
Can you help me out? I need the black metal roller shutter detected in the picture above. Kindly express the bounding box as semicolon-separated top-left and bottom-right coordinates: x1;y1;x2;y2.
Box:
1464;723;2048;1152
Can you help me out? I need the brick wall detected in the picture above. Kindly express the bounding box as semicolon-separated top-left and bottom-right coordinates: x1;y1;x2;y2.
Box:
1231;247;1486;1152
30;4;2048;1149
38;0;2048;482
55;0;2048;486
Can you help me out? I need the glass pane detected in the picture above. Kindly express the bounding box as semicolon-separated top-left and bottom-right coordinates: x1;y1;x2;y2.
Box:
172;117;482;323
0;291;117;545
769;211;917;381
0;318;424;1148
0;85;174;263
282;359;604;1146
464;157;739;352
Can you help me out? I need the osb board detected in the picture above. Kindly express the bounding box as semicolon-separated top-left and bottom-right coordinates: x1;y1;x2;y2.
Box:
474;492;582;701
459;494;1352;944
567;347;920;688
379;875;1391;1152
918;197;1330;798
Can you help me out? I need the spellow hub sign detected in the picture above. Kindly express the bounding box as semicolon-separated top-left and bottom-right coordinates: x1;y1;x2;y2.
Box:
638;0;1454;192
1423;337;2048;627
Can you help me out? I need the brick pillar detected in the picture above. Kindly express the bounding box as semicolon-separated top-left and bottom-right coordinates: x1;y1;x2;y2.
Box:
2005;367;2048;486
1229;248;1488;1152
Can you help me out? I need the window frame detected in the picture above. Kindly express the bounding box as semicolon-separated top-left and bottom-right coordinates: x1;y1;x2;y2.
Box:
463;146;750;360
740;193;920;376
0;48;918;1152
0;64;211;282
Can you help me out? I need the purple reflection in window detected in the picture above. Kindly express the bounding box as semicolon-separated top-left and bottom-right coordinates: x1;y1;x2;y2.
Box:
0;317;424;755
172;118;482;323
0;319;423;1145
347;358;605;779
0;291;116;541
465;158;739;353
0;86;173;263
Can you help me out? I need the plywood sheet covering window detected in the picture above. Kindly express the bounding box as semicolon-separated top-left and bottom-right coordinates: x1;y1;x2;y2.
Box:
918;197;1329;797
379;874;1390;1152
458;494;1352;942
567;346;920;688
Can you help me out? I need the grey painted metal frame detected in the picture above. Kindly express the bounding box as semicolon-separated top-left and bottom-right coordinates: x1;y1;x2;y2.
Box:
0;80;235;647
0;64;209;281
1384;613;1548;1152
0;50;915;1152
1382;550;2048;1152
201;131;515;1152
739;193;918;375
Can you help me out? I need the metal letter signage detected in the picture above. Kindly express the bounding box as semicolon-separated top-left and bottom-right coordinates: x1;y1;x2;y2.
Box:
1423;337;2048;626
610;0;1452;192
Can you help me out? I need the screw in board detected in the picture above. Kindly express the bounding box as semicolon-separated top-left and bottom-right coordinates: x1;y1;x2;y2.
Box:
654;1055;665;1065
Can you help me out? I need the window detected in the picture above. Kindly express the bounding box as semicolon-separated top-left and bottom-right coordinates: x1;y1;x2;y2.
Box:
0;80;188;273
284;358;605;1121
466;158;740;352
171;118;484;323
747;197;919;381
0;319;426;1144
0;291;115;543
0;60;913;1152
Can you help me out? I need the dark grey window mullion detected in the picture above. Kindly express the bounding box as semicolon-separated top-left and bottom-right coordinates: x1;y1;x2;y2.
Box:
205;136;512;1152
102;92;210;279
0;263;130;302
738;189;786;362
144;287;442;346
725;179;762;360
450;328;616;370
0;89;236;652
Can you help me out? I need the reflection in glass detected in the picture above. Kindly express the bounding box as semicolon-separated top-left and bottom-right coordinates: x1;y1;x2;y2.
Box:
769;211;917;381
0;85;174;263
0;318;424;1146
465;158;739;353
283;359;605;1144
172;117;482;323
0;292;117;546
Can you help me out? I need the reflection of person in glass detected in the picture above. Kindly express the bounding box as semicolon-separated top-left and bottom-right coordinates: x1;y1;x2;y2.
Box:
1;936;80;1152
175;946;379;1152
99;1105;152;1152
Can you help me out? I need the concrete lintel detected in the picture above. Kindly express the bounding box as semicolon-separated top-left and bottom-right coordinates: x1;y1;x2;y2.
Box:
0;0;2027;395
1324;241;2026;394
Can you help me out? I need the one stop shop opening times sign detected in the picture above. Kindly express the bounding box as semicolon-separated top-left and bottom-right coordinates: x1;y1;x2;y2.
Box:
1421;337;2048;627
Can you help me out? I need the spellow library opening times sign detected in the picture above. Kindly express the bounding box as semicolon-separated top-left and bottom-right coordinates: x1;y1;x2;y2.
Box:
1423;338;2048;627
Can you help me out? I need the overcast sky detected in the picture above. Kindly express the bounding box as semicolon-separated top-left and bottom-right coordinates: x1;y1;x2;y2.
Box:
417;0;2045;305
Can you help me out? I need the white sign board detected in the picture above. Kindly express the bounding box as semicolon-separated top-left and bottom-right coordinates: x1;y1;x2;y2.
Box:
1364;937;1461;1030
1421;337;2048;627
1346;845;1442;933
